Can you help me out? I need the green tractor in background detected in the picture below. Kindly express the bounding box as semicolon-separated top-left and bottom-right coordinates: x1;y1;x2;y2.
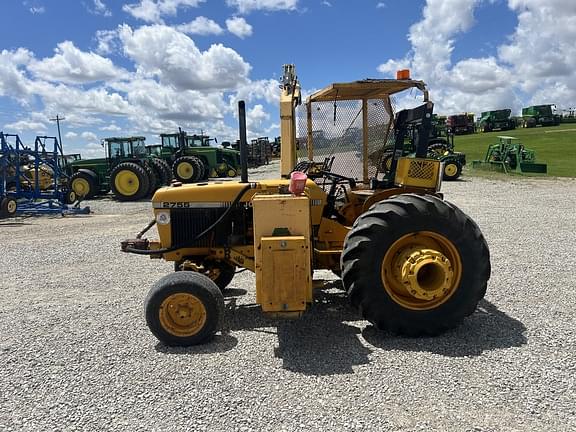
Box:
379;114;466;181
522;105;560;128
478;109;516;132
472;136;547;174
150;130;241;183
67;136;171;201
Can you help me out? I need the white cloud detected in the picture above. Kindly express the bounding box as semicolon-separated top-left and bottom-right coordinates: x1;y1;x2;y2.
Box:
90;0;112;16
246;104;270;131
226;17;253;38
95;29;120;55
81;131;99;141
123;0;206;23
0;48;35;99
29;6;45;14
376;2;386;8
377;0;576;115
119;24;251;90
78;142;105;158
31;81;133;116
0;24;279;146
3;120;47;132
177;17;224;35
226;0;298;14
100;123;122;131
233;79;279;105
29;41;127;84
322;1;332;7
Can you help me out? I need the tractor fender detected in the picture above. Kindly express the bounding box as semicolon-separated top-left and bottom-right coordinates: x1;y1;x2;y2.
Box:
76;168;99;182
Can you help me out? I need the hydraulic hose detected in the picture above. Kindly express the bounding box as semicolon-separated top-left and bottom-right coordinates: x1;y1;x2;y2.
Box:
124;183;256;255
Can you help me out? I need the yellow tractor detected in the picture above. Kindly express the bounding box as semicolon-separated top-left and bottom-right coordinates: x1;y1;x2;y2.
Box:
122;65;490;346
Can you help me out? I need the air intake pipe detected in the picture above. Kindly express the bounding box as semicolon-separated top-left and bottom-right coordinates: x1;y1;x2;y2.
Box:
238;100;249;183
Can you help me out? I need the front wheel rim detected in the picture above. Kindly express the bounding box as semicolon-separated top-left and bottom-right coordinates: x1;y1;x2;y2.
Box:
72;178;90;196
381;231;462;310
444;163;458;177
159;293;207;337
7;200;17;214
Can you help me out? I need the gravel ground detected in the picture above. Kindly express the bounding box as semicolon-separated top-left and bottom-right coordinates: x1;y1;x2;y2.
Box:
1;163;575;431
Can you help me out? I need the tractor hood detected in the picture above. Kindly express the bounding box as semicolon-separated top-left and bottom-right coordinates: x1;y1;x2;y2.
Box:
151;179;325;207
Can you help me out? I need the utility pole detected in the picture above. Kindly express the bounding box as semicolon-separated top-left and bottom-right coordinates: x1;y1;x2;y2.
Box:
49;114;65;155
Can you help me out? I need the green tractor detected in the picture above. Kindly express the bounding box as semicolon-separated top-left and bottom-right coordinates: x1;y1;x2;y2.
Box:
472;136;547;174
152;130;241;183
379;116;466;181
478;109;516;132
522;105;560;128
67;136;171;201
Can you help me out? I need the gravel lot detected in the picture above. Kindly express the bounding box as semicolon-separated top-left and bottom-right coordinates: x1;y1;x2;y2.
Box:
1;163;575;431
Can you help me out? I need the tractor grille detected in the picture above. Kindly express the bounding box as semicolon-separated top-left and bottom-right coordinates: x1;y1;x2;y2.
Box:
407;159;435;179
171;204;249;248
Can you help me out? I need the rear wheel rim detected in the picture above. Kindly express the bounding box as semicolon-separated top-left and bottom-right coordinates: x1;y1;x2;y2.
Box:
115;170;140;196
381;231;462;310
159;293;207;337
176;162;194;180
72;178;90;196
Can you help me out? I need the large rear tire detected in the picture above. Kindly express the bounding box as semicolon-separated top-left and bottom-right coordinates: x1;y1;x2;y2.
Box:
142;164;159;197
110;162;149;201
427;142;450;157
69;170;98;199
341;194;490;336
151;158;172;185
145;272;225;346
173;156;203;183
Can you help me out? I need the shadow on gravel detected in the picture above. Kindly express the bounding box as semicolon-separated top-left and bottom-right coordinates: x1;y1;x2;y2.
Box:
153;287;526;371
223;282;373;376
154;333;239;355
361;299;527;357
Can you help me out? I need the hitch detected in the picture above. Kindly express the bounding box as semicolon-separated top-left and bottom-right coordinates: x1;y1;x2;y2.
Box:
121;238;149;252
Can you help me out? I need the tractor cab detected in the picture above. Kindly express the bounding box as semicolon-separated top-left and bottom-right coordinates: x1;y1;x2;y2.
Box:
103;136;147;164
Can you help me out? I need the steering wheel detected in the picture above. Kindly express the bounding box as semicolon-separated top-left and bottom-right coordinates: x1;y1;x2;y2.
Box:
318;170;356;188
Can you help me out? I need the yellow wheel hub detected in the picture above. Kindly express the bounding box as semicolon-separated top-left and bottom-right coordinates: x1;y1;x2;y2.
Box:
381;232;462;310
115;170;139;196
159;293;207;337
176;162;193;180
227;169;237;177
72;178;90;197
444;163;458;177
7;200;17;214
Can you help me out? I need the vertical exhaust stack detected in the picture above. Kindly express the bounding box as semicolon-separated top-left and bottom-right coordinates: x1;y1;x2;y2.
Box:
238;100;249;183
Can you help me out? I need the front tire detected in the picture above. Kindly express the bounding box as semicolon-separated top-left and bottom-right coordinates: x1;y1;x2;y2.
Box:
442;160;462;181
145;272;225;346
341;194;490;336
0;196;17;218
69;170;98;199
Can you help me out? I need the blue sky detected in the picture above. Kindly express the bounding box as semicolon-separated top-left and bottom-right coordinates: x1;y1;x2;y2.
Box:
1;0;574;157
